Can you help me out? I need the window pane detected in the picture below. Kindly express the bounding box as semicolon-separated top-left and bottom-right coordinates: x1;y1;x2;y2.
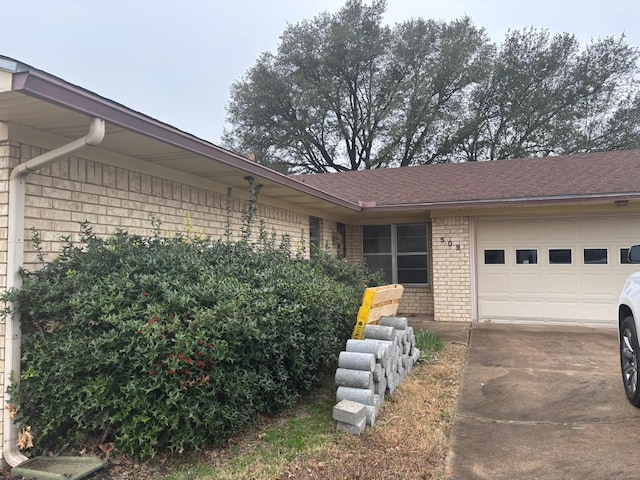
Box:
484;250;505;264
398;254;428;284
309;217;321;257
621;248;631;264
398;268;428;284
397;254;427;269
397;224;427;252
549;249;571;265
516;249;538;264
363;225;392;253
584;248;608;264
364;254;392;283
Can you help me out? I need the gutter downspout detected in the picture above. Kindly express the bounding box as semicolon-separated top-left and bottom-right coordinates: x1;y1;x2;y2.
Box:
3;118;105;467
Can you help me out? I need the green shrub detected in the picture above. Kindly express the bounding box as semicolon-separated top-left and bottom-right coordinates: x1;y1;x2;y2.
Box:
3;224;379;459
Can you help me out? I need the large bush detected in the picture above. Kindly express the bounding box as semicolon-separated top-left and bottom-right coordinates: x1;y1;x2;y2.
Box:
3;223;378;458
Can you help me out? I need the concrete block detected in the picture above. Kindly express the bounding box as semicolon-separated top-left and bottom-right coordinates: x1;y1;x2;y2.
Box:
336;386;375;405
374;377;387;396
363;324;396;341
345;339;384;359
380;316;408;330
333;399;366;425
335;368;374;389
338;351;376;372
373;363;384;382
336;416;366;435
365;405;377;426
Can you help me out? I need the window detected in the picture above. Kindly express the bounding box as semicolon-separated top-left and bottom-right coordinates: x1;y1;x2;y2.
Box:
363;223;428;285
549;249;572;265
484;250;505;264
584;248;608;264
621;248;631;264
516;249;538;264
309;217;321;258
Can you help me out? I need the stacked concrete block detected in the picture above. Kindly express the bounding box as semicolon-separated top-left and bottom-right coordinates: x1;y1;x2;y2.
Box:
332;316;422;434
333;399;367;435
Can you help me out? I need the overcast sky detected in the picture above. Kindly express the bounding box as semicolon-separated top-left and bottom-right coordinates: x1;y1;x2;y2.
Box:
3;0;639;144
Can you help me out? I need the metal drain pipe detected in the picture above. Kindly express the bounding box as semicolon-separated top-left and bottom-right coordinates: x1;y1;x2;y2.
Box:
3;118;105;467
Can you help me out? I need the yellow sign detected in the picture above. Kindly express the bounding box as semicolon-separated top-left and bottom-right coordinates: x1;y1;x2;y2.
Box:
351;284;404;339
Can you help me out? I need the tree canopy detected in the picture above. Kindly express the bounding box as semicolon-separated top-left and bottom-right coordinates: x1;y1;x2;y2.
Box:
223;0;640;173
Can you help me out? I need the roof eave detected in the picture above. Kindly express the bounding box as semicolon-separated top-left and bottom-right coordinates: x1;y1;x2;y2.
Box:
10;69;361;212
359;193;640;212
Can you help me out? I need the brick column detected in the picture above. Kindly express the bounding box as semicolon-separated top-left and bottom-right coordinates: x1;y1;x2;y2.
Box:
431;216;472;322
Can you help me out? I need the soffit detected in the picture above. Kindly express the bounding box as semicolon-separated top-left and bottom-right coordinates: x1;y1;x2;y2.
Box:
0;89;359;217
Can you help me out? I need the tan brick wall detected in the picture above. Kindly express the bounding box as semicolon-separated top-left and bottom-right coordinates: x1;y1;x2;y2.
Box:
400;287;434;318
345;224;362;263
16;145;312;266
431;215;472;322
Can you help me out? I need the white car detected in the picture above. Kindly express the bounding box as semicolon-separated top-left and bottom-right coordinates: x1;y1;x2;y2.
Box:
619;245;640;406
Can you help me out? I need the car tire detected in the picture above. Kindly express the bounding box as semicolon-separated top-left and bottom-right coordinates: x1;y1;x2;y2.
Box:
621;315;640;407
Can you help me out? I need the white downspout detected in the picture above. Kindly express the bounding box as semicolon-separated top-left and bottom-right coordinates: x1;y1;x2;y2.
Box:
3;118;105;467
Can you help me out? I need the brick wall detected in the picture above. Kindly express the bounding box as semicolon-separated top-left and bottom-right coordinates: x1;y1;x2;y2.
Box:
400;287;434;317
431;215;472;322
16;144;313;266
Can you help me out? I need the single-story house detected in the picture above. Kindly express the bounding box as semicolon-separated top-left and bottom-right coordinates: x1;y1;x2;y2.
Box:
1;54;640;464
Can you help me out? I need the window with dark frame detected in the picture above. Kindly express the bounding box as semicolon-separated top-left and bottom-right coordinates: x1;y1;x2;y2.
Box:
484;250;505;264
309;217;321;259
549;249;572;265
584;248;608;264
621;248;631;264
363;223;428;285
516;249;538;264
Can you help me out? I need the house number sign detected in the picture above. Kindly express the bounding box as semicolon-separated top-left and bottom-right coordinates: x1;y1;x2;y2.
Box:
440;237;461;250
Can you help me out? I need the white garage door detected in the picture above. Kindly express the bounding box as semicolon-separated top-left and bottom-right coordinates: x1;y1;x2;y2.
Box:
476;215;640;327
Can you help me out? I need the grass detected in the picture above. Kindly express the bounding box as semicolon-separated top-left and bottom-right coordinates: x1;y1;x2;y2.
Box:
161;380;337;480
414;328;445;362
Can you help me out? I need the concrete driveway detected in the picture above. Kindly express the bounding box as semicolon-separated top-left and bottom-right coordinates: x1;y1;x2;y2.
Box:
444;323;640;480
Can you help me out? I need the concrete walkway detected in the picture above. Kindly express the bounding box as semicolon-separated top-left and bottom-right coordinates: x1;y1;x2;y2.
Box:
445;323;640;480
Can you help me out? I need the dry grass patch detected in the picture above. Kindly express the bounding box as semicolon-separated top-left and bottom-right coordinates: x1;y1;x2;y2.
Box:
275;342;467;480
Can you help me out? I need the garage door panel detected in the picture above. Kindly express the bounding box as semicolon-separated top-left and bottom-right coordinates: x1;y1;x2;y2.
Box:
578;218;613;240
510;221;543;241
480;272;510;294
477;221;511;242
514;300;543;318
477;215;640;327
511;273;543;294
543;220;578;240
613;218;640;238
581;301;616;327
581;273;619;297
479;299;510;319
543;300;580;319
544;273;579;295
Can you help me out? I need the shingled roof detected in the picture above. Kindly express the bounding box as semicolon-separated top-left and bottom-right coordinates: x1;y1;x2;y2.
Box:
294;150;640;209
